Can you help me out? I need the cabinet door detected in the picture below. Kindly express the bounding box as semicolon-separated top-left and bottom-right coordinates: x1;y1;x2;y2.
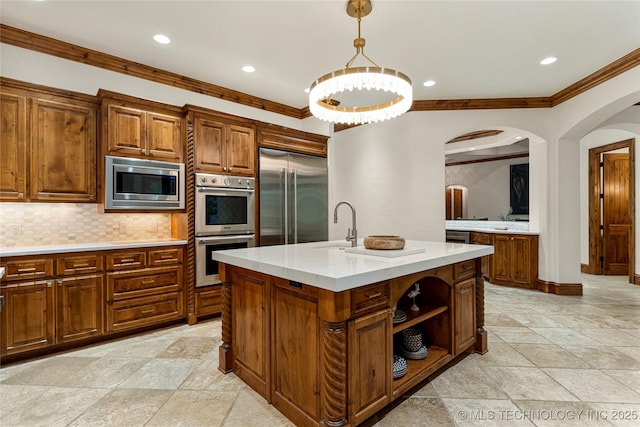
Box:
0;92;27;201
147;112;182;161
348;309;391;424
30;98;96;201
454;278;476;355
491;235;512;282
227;125;255;176
56;274;103;343
194;116;226;173
511;236;532;285
106;104;146;157
1;280;54;355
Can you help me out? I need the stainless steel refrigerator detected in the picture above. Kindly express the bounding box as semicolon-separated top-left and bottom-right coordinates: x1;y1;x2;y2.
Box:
259;148;328;246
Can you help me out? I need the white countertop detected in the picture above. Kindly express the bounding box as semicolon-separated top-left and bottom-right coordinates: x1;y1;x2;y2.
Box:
212;240;494;292
0;240;188;257
445;220;538;235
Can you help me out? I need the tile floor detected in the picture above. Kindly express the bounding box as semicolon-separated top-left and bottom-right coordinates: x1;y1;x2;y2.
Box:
1;274;639;426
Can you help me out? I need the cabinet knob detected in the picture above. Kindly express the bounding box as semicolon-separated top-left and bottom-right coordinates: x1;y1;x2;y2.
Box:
57;279;63;286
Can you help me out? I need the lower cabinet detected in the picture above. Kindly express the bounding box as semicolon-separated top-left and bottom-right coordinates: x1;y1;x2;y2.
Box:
454;278;476;355
1;245;185;360
195;285;222;317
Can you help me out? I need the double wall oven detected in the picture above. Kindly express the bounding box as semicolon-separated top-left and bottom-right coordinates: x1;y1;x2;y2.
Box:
195;173;255;288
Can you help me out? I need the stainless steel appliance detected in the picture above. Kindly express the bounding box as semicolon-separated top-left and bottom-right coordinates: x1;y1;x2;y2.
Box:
105;155;185;210
259;148;328;246
195;234;254;287
446;230;471;243
195;173;255;287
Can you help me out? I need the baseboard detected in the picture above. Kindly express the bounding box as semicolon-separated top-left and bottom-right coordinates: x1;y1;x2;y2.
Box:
580;263;591;274
536;279;583;296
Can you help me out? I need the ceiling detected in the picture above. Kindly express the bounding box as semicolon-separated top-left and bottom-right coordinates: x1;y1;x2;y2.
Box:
1;1;639;111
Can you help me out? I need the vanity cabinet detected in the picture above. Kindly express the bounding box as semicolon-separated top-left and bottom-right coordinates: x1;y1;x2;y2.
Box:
0;78;98;202
192;111;256;176
100;91;184;162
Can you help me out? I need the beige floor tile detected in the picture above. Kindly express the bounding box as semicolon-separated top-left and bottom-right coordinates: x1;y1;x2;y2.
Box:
487;327;552;344
103;337;174;358
1;386;110;427
373;397;455;426
485;313;525;327
68;388;173;427
117;358;200;390
618;329;640;339
513;400;617;427
587;402;640;426
601;370;640;394
483;367;578;401
146;390;237;427
613;346;640;362
563;345;640;369
157;336;218;359
180;358;245;392
441;398;536;426
505;312;566;328
471;342;535;367
408;380;439;397
222;388;294;426
529;328;602;347
510;344;592;368
576;329;640;347
0;384;50;414
431;358;508;399
543;368;640;403
1;356;97;386
58;357;149;388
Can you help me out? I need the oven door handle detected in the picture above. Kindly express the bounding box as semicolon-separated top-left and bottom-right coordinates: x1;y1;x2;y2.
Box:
197;187;254;194
197;234;255;244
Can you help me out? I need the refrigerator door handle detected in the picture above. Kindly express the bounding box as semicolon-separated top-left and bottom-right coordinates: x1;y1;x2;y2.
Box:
282;167;288;244
292;168;298;244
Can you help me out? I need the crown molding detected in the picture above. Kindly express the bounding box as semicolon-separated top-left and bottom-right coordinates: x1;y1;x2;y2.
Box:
1;24;638;125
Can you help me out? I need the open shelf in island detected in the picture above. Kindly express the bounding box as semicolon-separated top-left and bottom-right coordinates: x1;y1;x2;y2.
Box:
391;345;452;397
393;304;448;334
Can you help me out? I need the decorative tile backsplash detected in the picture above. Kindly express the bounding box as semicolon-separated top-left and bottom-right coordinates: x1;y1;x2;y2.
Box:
0;203;172;247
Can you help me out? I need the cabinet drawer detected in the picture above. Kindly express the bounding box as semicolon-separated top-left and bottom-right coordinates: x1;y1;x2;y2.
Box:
148;247;183;266
107;266;183;300
351;282;389;315
471;232;492;245
57;253;103;275
196;286;222;317
106;251;146;270
1;257;54;282
454;260;475;281
106;291;184;332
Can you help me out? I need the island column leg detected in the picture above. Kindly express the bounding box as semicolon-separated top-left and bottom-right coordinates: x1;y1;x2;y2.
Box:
219;265;234;373
321;321;348;427
475;258;488;354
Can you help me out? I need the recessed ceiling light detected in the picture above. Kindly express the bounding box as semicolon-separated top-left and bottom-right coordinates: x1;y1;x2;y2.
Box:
540;57;557;65
515;136;523;140
242;65;255;73
153;34;171;45
304;88;310;94
423;80;436;87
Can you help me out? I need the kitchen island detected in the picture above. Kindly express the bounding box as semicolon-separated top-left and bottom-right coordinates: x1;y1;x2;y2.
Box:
213;240;493;427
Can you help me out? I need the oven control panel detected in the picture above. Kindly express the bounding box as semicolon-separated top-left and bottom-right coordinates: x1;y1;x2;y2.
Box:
195;173;254;189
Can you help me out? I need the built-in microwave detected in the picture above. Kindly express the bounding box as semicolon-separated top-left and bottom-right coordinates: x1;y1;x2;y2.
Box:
105;155;185;210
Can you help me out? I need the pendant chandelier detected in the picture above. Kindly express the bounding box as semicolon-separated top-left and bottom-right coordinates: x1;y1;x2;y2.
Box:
308;0;412;125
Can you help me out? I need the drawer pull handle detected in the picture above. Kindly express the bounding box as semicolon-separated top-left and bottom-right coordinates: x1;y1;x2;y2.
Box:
159;255;173;259
366;292;382;299
120;258;135;263
73;263;89;268
17;267;37;273
141;308;155;314
463;264;473;270
141;279;156;285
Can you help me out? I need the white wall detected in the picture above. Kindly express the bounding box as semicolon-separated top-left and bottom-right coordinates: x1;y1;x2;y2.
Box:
445;157;530;220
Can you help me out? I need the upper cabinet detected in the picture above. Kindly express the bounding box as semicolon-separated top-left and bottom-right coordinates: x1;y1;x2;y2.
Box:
0;78;98;203
191;110;256;176
257;124;328;158
100;91;184;162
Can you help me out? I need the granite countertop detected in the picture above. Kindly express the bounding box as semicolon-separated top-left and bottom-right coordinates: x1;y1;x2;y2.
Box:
0;239;188;257
212;239;493;292
445;220;538;235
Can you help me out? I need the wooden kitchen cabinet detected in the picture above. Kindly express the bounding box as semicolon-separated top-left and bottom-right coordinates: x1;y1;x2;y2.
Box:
0;78;98;202
193;112;255;176
56;274;103;343
454;278;476;355
0;91;27;201
491;234;538;289
348;309;391;425
101;91;183;162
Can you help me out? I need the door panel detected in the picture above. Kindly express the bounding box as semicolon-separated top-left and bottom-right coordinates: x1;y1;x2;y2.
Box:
289;153;328;244
603;153;630;275
259;149;288;246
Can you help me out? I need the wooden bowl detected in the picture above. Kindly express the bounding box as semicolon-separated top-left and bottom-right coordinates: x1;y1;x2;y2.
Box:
363;235;405;250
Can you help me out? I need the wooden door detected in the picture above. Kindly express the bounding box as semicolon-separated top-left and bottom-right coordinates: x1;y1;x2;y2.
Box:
348;309;391;425
106;104;146;157
454;278;476;355
491;235;512;282
227;125;255;176
445;187;463;220
147;112;182;161
0;92;27;201
511;235;533;285
57;274;103;343
603;153;630;275
194;116;225;173
30;98;96;201
1;280;55;355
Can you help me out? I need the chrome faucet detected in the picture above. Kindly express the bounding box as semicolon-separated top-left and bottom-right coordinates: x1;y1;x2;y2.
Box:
333;201;357;247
